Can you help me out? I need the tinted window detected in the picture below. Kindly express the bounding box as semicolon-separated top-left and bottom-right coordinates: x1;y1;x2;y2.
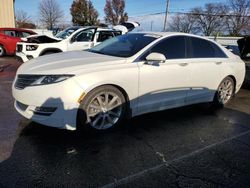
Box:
97;31;114;42
188;37;227;58
113;31;122;36
75;28;95;42
89;33;160;58
146;36;186;59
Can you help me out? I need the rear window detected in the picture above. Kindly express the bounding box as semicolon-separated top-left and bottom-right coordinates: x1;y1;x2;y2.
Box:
188;37;227;58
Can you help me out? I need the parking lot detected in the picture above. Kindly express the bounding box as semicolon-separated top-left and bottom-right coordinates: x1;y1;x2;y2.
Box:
1;57;250;187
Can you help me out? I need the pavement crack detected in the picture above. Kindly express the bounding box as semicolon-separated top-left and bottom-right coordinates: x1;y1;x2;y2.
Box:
164;162;226;187
129;134;167;163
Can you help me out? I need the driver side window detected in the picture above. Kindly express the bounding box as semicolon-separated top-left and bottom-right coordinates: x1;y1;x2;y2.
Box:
75;29;95;42
141;36;186;60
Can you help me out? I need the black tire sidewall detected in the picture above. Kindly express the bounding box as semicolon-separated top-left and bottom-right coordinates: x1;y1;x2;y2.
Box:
0;45;5;57
77;85;127;132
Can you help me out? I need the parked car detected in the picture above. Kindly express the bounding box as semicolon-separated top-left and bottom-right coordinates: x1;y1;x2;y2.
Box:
12;32;245;131
16;22;139;62
0;28;36;57
237;36;250;85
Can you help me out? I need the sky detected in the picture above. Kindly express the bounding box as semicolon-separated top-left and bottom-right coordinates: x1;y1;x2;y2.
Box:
15;0;228;31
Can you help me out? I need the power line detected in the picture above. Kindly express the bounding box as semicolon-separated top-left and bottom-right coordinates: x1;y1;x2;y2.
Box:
129;10;250;18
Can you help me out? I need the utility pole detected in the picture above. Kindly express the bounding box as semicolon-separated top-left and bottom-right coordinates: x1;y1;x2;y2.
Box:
163;0;170;31
150;21;154;31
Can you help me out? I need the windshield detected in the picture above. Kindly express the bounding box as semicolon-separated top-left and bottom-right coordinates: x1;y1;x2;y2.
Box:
89;33;160;58
55;27;81;39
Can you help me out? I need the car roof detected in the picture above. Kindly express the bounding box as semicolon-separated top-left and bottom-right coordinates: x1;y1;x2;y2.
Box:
0;27;36;33
129;32;207;38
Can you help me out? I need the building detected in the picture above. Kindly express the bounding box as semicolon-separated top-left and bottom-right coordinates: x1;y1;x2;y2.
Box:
0;0;15;27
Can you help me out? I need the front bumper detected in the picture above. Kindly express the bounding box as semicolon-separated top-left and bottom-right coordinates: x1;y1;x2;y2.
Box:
12;78;84;130
16;52;30;63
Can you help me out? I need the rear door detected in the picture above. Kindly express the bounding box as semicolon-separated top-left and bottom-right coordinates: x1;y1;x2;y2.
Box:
185;36;229;104
94;31;121;46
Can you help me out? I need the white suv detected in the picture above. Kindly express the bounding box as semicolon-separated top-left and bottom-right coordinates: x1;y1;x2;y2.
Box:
16;22;139;62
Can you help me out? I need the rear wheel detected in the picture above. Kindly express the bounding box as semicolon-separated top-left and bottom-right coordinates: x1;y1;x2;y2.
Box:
214;76;235;106
0;45;5;57
77;85;127;131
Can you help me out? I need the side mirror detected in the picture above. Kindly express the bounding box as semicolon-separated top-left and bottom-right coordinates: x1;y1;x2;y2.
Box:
146;53;166;62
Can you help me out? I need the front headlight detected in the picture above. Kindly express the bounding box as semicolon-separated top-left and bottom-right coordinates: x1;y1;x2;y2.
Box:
26;45;38;51
30;75;74;86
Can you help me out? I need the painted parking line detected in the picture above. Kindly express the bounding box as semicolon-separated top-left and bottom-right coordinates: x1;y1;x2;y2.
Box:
102;130;250;188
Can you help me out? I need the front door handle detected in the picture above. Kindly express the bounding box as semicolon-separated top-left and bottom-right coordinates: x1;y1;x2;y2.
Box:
179;63;188;67
215;61;223;65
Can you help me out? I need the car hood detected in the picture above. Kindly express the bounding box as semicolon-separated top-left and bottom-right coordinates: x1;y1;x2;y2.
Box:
17;51;126;75
21;34;61;43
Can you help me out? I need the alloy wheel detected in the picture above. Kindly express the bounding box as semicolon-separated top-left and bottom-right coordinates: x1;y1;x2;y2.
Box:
217;78;234;105
86;91;123;130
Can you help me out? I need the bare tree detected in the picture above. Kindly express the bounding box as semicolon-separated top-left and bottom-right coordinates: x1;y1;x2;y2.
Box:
226;0;250;36
169;14;197;33
104;0;128;25
16;10;36;28
70;0;99;26
39;0;64;29
191;3;227;36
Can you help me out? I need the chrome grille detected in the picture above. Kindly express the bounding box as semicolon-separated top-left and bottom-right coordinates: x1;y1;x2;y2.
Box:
16;44;23;52
15;75;42;89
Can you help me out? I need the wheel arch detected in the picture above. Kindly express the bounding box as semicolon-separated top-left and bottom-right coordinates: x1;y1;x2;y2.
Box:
228;75;237;94
39;48;63;56
79;83;132;118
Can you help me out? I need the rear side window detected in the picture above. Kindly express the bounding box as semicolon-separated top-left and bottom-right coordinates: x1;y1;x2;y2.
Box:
4;30;17;37
113;31;122;36
97;31;114;42
188;37;227;58
148;36;186;59
20;32;33;37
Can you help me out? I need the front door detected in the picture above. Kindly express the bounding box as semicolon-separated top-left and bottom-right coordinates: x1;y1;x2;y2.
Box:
67;28;96;51
137;36;190;114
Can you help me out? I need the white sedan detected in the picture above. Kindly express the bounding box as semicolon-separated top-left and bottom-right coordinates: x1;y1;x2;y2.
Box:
12;32;246;131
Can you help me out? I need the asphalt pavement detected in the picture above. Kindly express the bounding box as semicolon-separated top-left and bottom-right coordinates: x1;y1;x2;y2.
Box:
0;57;250;188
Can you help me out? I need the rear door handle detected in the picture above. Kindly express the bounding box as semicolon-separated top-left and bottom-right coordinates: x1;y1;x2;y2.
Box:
215;61;223;65
179;63;188;67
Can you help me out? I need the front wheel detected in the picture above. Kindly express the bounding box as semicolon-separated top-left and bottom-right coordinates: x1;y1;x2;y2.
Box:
0;45;6;57
214;76;235;106
77;86;127;131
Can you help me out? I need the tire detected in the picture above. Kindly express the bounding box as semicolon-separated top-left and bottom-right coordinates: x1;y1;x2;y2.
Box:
213;76;235;107
0;45;6;57
77;85;127;131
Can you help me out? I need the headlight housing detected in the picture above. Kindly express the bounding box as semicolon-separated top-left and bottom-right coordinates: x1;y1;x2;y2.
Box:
15;74;75;90
31;75;74;86
26;45;38;51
